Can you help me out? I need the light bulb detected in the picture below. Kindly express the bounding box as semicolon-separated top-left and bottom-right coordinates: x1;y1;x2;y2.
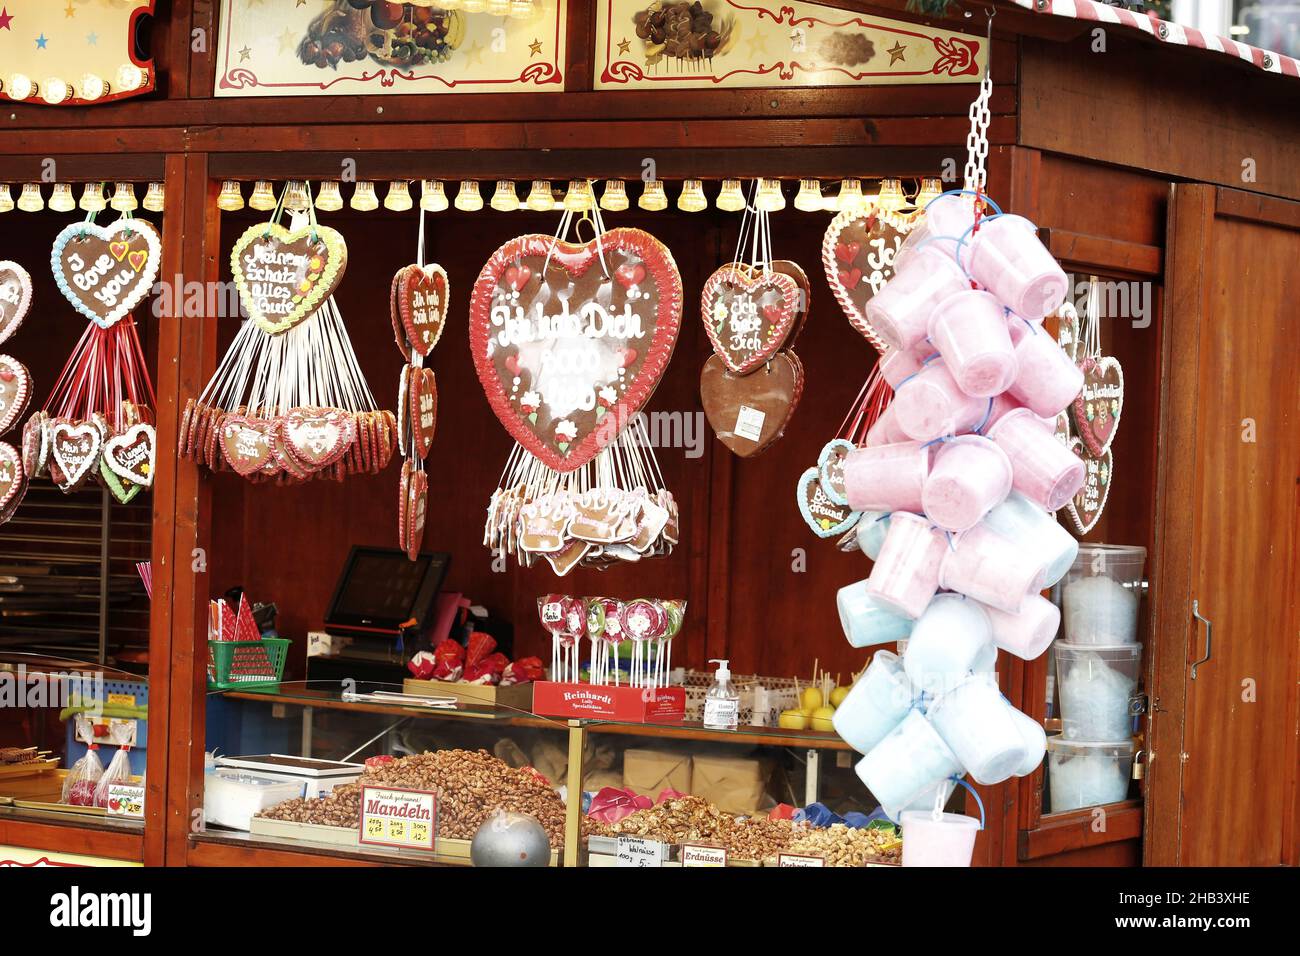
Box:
110;182;138;212
454;180;483;211
599;180;628;212
794;179;823;212
420;180;449;212
638;180;667;211
116;64;147;92
677;180;707;213
487;0;511;14
350;181;379;211
836;179;864;212
249;180;278;211
81;74;109;101
143;182;165;213
563;180;592;212
509;0;533;17
43;78;71;105
283;181;311;212
525;180;554;211
384;180;413;212
0;185;13;214
914;177;943;210
49;183;76;213
78;182;106;212
462;0;487;12
877;178;906;213
315;181;343;212
440;0;461;7
217;181;245;212
17;184;44;213
755;178;785;212
8;75;35;102
715;179;745;212
490;180;519;212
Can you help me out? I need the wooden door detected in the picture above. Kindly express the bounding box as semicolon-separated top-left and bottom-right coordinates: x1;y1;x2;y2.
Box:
1148;184;1300;866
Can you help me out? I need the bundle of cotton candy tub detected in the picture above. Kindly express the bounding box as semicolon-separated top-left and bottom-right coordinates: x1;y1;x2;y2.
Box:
831;193;1084;824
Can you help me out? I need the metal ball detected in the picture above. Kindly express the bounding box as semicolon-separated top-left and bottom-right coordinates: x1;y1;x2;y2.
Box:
470;811;551;867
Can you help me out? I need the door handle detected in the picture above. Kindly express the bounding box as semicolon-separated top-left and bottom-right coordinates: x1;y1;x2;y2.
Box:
1191;599;1213;679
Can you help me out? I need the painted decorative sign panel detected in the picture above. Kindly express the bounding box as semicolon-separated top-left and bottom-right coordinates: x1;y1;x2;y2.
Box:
216;0;567;97
595;0;985;89
0;1;154;106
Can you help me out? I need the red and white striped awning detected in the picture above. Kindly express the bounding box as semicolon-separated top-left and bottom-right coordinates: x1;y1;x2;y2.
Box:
1009;0;1300;79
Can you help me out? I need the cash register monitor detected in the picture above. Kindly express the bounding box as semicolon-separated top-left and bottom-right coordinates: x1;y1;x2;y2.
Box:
324;546;450;637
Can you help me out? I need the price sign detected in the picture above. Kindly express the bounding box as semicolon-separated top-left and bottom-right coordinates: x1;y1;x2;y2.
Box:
681;843;728;867
777;853;825;867
105;783;145;818
616;835;666;867
358;786;437;852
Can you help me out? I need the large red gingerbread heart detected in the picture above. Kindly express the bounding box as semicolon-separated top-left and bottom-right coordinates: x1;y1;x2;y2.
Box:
393;263;449;358
469;228;683;472
409;367;437;459
821;208;910;350
700;264;800;375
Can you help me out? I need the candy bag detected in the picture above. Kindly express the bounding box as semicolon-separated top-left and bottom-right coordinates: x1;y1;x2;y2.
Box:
63;744;105;806
94;746;134;809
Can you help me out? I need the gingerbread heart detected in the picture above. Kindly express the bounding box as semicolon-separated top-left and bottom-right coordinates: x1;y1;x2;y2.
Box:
50;419;103;492
398;461;412;555
1072;356;1123;457
103;422;157;489
0;355;32;437
51;218;161;329
230;222;348;335
797;466;861;538
0;260;33;346
469;228;683;472
393;263;449;357
0;442;26;524
22;411;48;478
409;367;437;459
99;455;142;505
701;264;800;375
279;406;356;471
822;208;910;347
700;350;804;458
405;467;428;561
1053;301;1081;363
770;259;811;346
817;438;855;505
1063;437;1112;535
218;414;276;476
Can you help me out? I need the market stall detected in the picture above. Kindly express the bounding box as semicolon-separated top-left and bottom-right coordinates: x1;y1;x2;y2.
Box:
0;0;1296;869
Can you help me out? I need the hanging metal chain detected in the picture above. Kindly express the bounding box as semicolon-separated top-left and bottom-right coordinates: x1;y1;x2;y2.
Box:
962;9;996;193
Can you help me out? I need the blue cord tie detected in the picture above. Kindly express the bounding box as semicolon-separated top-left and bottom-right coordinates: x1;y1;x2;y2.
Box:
948;776;987;830
972;398;995;435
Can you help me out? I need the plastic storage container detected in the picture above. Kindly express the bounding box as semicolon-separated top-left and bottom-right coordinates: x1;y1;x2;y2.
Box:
832;650;914;755
1062;544;1147;644
927;673;1027;785
856;709;963;809
837;580;915;649
1055;642;1142;741
207;637;291;690
900;811;981;867
1046;738;1134;812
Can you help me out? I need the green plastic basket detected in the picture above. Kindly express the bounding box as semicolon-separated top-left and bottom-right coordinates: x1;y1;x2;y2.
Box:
207;638;290;691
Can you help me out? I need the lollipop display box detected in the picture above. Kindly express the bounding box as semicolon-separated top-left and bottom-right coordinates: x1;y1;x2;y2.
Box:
531;682;687;723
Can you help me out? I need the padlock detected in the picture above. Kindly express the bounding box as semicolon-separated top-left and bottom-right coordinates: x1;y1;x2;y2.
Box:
1132;749;1148;780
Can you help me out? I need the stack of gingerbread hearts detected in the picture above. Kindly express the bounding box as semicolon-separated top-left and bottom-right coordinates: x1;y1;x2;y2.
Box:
32;215;163;505
700;185;810;457
391;237;448;559
182;189;394;485
0;260;33;524
471;203;685;576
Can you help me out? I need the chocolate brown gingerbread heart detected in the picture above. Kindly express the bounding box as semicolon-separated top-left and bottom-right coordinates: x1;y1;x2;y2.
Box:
409;368;437;459
1072;355;1123;458
103;422;157;489
393;263;449;358
230;222;347;335
51;218;161;329
0;260;33;347
1063;436;1113;535
279;406;356;471
0;441;26;524
700;350;804;457
218;414;276;476
822;208;910;347
701;263;800;375
0;355;32;437
49;419;103;492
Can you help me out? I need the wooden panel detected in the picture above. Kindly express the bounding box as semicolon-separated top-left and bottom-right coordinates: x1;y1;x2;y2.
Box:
1144;183;1213;865
1020;34;1300;202
1018;802;1143;860
0;817;143;862
1180;194;1300;866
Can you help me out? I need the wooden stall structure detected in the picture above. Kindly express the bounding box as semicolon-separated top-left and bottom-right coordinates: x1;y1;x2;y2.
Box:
0;0;1296;868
